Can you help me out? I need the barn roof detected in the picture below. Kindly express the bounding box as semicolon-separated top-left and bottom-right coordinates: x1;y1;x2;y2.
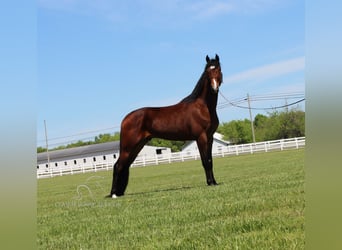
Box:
37;141;120;163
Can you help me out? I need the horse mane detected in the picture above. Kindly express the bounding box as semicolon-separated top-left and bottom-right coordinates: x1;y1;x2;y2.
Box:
180;71;207;103
180;56;220;103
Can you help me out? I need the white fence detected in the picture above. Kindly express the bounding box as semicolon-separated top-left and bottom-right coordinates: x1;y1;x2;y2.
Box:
37;137;305;179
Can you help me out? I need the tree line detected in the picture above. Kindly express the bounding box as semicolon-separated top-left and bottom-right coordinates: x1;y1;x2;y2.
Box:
37;109;304;153
217;109;305;144
37;132;120;153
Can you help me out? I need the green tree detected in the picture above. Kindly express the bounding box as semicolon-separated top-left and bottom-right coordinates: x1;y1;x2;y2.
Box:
277;110;305;139
254;114;269;141
37;147;46;153
218;109;305;143
218;119;252;144
54;145;67;150
66;140;92;149
94;132;120;143
148;138;186;152
261;109;305;140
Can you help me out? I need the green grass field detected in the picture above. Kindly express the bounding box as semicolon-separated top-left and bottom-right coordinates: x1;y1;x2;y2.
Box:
37;149;304;249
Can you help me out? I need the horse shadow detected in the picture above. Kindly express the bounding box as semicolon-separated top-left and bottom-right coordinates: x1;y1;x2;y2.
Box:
105;182;222;198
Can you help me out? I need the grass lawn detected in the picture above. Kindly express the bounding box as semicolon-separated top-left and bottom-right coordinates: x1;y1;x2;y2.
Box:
37;149;304;249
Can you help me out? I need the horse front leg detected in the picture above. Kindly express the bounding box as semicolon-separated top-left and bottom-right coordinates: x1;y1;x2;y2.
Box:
197;135;218;186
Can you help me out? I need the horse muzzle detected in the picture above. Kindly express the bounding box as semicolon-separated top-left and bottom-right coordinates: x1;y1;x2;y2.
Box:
211;78;220;93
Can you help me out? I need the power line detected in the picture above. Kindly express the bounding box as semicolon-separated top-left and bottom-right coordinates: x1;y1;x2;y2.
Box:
251;92;304;98
218;91;305;111
37;125;121;143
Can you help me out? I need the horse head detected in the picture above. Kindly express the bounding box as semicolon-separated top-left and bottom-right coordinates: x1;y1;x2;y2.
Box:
205;54;222;93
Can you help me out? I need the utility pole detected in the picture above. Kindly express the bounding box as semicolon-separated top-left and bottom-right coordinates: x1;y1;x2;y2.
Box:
247;93;256;143
44;120;51;169
285;98;289;112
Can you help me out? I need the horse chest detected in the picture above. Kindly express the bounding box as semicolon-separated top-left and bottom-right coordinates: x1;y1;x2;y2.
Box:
187;101;216;129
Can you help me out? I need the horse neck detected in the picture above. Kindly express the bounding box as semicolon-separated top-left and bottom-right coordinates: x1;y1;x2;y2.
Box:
199;76;218;112
180;72;218;110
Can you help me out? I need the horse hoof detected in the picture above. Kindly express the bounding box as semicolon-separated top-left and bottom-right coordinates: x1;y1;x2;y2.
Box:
112;194;118;199
207;181;218;186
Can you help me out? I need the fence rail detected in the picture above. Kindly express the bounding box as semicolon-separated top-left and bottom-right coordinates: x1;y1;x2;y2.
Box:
37;137;305;179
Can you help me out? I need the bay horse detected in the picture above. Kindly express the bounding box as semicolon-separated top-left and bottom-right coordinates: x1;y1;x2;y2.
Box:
109;54;222;198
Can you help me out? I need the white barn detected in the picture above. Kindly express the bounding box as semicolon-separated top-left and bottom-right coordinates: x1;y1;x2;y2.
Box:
181;133;230;155
37;141;171;175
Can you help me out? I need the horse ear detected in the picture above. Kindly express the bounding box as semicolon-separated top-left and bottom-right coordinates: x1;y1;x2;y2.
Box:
215;54;220;62
206;55;210;63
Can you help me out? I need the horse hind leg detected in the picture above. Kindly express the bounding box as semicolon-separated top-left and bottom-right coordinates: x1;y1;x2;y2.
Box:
109;109;152;197
110;156;130;197
110;150;137;197
109;136;150;197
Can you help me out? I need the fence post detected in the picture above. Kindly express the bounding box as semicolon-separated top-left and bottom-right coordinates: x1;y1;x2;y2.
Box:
264;141;268;152
280;139;284;151
295;137;299;149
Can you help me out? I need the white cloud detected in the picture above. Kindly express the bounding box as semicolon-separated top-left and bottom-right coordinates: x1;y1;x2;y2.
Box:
224;57;305;84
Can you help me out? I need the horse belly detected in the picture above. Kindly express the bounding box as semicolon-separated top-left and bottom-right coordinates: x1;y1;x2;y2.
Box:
146;108;196;140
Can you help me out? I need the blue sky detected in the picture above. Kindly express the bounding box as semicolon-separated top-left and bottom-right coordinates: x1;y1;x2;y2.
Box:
37;0;305;147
